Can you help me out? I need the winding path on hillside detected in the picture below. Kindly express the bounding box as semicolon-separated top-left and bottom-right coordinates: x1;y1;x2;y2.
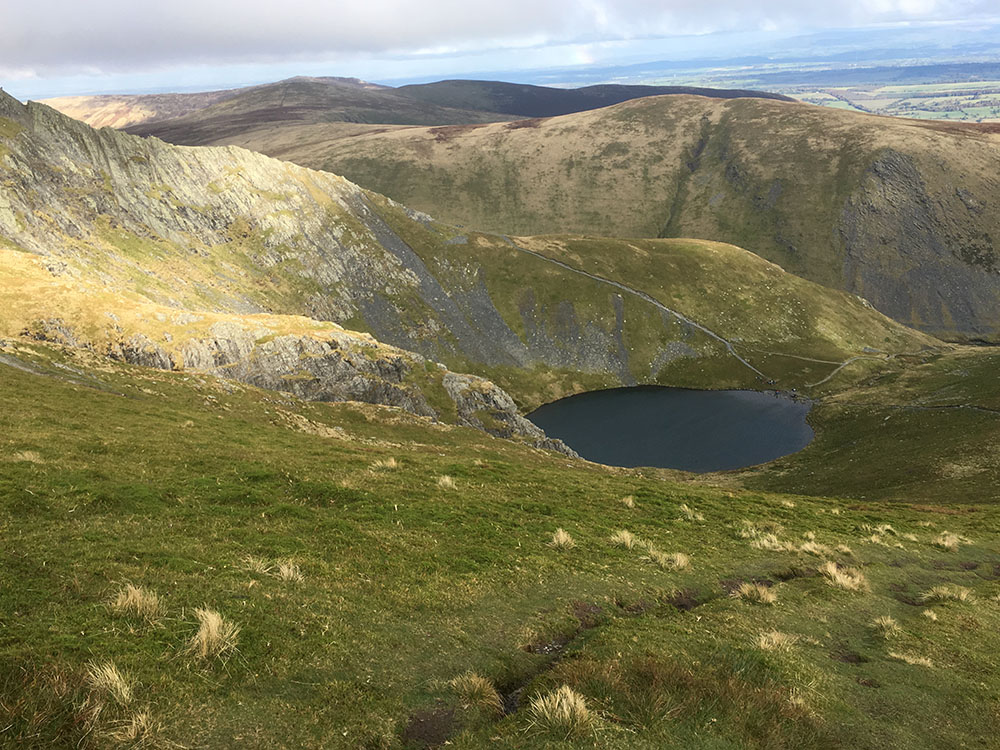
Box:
503;237;772;380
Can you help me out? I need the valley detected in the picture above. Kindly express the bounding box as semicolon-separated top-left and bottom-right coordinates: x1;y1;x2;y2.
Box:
2;65;1000;750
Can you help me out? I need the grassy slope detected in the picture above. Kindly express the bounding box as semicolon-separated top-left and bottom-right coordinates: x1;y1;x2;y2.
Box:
313;96;1000;339
369;197;937;407
745;347;1000;505
3;340;1000;749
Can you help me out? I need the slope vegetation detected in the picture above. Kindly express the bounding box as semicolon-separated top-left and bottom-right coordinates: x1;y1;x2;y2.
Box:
314;95;1000;342
3;338;1000;749
0;91;934;413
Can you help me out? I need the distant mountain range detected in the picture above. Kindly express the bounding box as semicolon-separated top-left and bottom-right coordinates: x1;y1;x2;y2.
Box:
41;76;792;139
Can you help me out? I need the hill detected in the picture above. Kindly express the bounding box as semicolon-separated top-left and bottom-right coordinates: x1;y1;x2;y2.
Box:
312;95;1000;343
393;79;794;117
0;91;934;410
4;88;1000;749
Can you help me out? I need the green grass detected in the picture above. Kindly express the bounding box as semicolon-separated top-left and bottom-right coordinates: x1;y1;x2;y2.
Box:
3;340;1000;749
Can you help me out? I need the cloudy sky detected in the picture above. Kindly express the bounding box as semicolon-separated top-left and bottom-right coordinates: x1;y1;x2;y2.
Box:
3;0;999;98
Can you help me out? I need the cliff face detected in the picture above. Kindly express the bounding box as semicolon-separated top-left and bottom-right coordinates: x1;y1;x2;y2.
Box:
0;91;578;454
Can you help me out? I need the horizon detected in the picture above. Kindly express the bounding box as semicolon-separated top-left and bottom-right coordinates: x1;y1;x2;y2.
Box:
3;4;1000;100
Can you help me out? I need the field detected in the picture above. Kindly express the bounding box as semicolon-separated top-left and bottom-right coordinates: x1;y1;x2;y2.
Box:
4;339;1000;749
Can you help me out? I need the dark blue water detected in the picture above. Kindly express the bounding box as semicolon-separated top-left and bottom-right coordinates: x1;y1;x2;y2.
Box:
528;386;813;472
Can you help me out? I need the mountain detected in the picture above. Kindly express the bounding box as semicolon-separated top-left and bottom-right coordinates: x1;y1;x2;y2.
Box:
5;91;1000;750
0;91;933;412
392;79;794;117
310;94;1000;342
42;76;792;159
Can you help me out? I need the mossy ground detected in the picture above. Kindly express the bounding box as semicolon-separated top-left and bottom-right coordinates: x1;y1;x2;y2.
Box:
3;340;1000;749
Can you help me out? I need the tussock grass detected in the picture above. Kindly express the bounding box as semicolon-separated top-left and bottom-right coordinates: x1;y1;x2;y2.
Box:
528;685;595;738
11;449;44;463
86;661;134;707
185;608;240;662
819;561;868;592
369;457;398;471
780;500;796;509
242;555;274;575
619;495;636;509
798;541;832;556
610;529;640;549
276;560;303;582
436;474;456;490
933;532;962;551
750;533;795;552
111;711;160;746
889;651;934;668
110;584;163;624
549;528;576;550
836;544;854;556
802;531;816;541
922;609;939;621
678;503;704;522
449;672;503;715
732;582;777;605
645;548;690;570
871;615;902;639
921;584;973;603
739;521;795;551
757;630;799;651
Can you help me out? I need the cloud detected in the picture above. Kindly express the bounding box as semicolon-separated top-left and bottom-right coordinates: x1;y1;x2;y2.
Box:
3;0;997;76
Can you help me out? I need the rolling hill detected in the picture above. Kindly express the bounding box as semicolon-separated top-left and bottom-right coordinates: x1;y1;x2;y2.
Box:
5;87;1000;750
307;94;1000;343
0;90;934;410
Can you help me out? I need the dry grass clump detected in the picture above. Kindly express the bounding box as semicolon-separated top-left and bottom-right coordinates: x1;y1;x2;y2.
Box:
677;504;704;522
835;544;854;556
920;584;973;603
185;608;240;662
86;661;134;707
276;559;303;582
731;582;777;605
750;534;795;552
645;548;690;571
780;500;796;509
802;531;816;541
110;584;163;624
370;457;398;471
528;685;596;738
619;495;636;509
449;672;503;715
861;523;896;536
922;609;939;622
12;450;44;463
738;521;796;551
871;615;902;639
902;533;919;542
610;529;640;549
242;555;274;575
933;532;962;551
436;474;456;490
111;711;160;745
549;528;576;550
889;651;934;668
819;561;868;592
757;631;799;651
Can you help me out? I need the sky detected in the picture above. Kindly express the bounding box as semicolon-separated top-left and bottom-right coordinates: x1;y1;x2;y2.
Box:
3;0;999;99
